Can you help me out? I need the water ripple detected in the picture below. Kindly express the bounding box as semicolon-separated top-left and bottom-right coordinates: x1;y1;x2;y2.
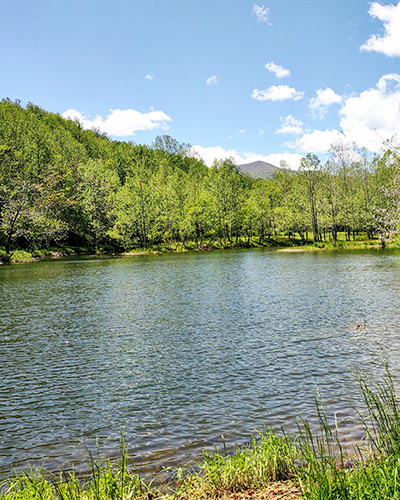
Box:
1;249;400;475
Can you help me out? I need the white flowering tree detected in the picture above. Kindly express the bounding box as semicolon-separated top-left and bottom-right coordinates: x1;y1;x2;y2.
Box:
374;139;400;248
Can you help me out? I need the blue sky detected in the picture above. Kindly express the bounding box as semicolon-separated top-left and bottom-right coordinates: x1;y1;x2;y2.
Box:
2;0;400;168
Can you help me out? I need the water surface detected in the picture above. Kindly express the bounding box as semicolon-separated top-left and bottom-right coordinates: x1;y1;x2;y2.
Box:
1;248;400;476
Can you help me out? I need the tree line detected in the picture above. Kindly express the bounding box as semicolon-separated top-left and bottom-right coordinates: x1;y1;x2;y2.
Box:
0;99;399;256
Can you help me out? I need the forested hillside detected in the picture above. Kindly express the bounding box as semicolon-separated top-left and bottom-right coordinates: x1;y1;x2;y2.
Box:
0;99;399;259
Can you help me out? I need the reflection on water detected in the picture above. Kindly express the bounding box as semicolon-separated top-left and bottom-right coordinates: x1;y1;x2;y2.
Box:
1;248;400;476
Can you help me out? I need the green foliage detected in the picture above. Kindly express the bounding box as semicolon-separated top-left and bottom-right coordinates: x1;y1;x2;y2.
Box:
1;100;400;256
0;249;12;263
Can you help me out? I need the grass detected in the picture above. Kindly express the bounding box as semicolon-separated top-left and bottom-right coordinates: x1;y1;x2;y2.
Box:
4;367;400;499
173;430;300;499
0;440;148;500
294;366;400;500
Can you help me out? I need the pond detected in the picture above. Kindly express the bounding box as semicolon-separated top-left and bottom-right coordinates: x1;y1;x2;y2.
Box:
1;248;400;477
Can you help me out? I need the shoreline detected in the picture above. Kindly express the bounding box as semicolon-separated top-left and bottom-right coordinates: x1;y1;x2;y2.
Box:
0;237;396;265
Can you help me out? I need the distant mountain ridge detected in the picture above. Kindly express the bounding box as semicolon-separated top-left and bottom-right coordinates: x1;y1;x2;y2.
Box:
239;160;279;178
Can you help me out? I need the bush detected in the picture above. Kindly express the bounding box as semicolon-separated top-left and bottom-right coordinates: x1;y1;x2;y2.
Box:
0;250;12;264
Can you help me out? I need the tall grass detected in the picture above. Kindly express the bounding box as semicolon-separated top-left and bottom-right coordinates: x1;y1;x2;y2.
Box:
295;367;400;500
356;365;400;457
0;439;148;500
295;391;352;500
174;430;299;499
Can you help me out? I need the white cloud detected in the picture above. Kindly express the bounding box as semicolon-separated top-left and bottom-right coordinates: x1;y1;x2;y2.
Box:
338;73;400;150
61;108;172;137
252;85;304;101
291;73;400;154
244;151;304;170
145;73;154;80
360;1;400;57
206;75;220;85
291;130;343;153
253;4;271;23
309;87;343;118
265;62;290;78
238;129;246;134
191;145;242;166
192;145;303;170
276;115;304;135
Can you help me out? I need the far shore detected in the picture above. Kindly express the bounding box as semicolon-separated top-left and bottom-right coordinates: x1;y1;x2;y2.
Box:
0;236;397;265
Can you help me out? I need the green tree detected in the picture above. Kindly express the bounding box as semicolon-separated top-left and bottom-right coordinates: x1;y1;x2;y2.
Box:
76;159;119;249
208;158;246;244
299;154;322;242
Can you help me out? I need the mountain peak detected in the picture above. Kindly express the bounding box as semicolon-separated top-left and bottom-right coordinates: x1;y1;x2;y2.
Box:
239;160;279;178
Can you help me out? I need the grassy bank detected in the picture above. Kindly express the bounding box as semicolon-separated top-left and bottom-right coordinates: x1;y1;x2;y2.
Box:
3;368;400;499
2;233;400;264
